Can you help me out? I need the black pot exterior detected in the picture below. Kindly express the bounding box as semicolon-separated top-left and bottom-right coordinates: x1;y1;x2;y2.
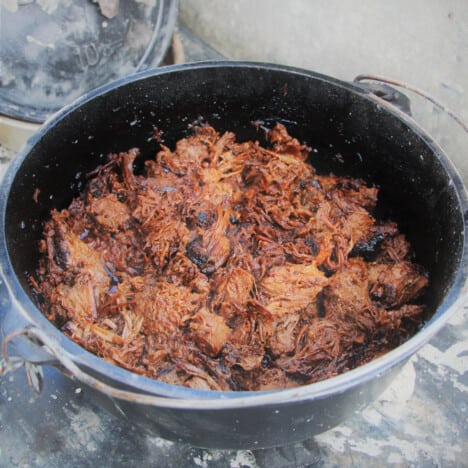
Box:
82;362;403;449
0;62;466;449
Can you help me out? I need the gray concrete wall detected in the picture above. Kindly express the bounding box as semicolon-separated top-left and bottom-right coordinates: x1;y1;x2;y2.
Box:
179;0;468;181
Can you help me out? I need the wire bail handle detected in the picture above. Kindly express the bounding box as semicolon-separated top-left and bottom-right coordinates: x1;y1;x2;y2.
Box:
1;327;45;394
354;74;468;134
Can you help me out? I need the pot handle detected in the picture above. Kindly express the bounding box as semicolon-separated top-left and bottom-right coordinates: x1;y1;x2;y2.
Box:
0;275;58;393
0;280;193;404
353;74;468;133
2;324;211;407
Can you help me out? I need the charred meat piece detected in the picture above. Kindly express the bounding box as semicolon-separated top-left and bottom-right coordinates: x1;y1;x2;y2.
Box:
186;205;232;274
368;261;429;308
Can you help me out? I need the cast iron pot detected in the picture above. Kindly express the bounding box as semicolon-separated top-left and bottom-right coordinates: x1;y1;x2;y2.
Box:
0;62;466;450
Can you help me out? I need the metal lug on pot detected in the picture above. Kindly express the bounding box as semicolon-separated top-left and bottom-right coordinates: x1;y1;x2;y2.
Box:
354;74;468;133
353;75;412;115
24;360;44;394
0;270;59;368
0;275;57;394
0;327;45;395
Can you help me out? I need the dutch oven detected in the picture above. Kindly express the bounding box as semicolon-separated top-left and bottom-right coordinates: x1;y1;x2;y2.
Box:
0;62;466;450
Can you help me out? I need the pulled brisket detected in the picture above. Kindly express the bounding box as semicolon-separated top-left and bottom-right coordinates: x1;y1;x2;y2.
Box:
36;124;428;391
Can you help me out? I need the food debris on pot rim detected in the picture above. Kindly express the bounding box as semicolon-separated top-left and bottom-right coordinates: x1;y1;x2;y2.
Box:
34;123;429;391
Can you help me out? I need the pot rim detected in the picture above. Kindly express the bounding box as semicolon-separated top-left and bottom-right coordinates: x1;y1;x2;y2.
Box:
1;61;467;409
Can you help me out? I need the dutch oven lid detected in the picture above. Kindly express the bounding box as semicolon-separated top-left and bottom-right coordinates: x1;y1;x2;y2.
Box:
0;0;178;123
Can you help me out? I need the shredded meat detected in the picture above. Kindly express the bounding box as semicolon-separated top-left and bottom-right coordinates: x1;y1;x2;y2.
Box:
36;123;429;391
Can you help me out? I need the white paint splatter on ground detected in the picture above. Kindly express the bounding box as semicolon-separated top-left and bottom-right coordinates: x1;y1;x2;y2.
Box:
145;435;174;450
416;301;468;393
417;341;468;392
362;359;416;426
192;455;206;467
315;302;468;465
191;450;230;468
62;406;105;452
229;450;259;468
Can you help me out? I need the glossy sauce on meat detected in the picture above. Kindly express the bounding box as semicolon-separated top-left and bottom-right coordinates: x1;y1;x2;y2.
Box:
36;124;429;391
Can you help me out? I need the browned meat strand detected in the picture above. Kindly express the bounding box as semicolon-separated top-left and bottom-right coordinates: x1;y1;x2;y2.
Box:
36;123;429;391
